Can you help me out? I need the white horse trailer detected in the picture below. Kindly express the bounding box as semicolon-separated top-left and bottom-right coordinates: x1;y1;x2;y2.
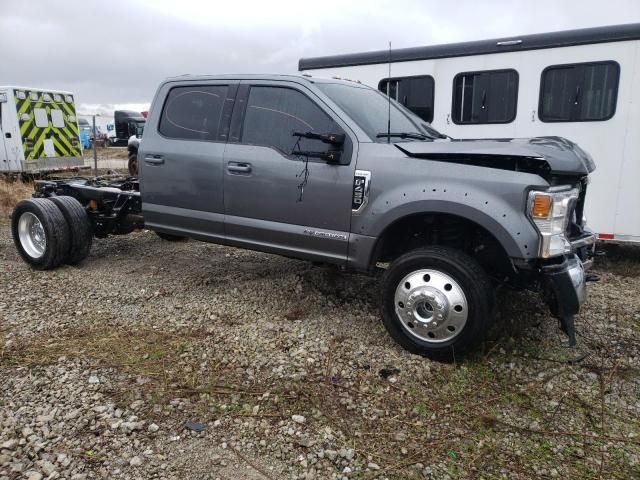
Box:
299;23;640;244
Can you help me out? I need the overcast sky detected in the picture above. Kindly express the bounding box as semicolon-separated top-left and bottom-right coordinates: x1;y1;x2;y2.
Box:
2;0;639;114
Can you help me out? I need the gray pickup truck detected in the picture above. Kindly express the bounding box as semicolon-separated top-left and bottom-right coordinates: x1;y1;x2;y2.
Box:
11;74;595;360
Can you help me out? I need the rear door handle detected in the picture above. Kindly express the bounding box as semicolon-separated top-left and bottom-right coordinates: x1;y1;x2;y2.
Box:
227;162;251;173
144;154;164;165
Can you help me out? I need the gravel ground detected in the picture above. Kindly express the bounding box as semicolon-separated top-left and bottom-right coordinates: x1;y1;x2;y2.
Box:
0;214;639;479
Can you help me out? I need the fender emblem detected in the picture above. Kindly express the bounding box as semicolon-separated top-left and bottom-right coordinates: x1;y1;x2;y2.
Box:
352;170;371;214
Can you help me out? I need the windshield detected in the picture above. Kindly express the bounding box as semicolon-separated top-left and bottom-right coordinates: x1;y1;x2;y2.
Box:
317;82;443;142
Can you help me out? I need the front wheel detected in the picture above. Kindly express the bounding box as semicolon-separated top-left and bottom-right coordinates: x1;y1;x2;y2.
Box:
382;246;494;362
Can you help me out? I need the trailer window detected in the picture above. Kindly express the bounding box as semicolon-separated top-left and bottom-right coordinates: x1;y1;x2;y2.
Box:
452;69;518;124
378;75;435;123
159;85;228;140
34;108;49;128
241;86;339;155
539;61;619;122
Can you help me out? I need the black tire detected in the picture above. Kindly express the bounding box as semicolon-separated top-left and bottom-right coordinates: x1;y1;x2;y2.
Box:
11;198;71;270
155;231;187;242
49;196;93;265
128;152;138;176
381;246;494;362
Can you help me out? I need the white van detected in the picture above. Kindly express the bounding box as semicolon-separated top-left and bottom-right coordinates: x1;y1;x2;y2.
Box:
299;23;640;244
0;86;84;173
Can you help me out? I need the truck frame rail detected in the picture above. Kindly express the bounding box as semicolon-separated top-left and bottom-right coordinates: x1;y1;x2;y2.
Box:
33;176;143;237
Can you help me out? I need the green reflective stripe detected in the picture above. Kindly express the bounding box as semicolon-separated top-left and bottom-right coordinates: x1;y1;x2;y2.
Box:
55;129;75;155
60;100;77;121
20;118;33;136
53;139;65;157
16;98;30;115
31;126;50;158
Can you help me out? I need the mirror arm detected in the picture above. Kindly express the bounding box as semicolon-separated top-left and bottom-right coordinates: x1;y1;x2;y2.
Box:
292;149;342;163
292;131;345;145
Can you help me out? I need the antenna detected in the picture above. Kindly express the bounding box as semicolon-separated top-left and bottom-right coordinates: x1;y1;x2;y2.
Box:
386;41;391;144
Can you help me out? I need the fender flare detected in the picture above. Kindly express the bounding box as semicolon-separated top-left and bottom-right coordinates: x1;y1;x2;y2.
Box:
366;199;536;261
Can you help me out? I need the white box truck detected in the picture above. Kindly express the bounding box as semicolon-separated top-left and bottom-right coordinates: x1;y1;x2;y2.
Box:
0;86;84;173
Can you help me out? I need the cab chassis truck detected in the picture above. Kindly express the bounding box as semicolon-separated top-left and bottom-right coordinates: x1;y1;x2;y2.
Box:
11;74;596;361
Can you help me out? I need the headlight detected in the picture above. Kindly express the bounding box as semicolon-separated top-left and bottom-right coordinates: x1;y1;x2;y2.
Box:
528;187;579;258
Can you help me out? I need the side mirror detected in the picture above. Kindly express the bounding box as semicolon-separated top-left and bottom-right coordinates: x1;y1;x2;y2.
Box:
0;93;6;103
291;131;346;164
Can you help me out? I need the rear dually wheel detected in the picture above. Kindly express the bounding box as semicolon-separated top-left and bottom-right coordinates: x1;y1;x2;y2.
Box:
49;196;93;265
11;198;71;270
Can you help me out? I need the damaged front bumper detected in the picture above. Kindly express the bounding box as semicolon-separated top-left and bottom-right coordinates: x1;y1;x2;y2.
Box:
540;229;596;345
542;255;587;317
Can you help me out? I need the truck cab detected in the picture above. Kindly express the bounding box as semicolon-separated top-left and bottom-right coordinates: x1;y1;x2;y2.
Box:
111;110;145;146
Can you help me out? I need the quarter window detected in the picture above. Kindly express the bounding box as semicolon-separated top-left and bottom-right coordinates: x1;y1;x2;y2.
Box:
241;86;339;155
379;75;435;123
159;85;228;140
539;61;619;122
452;69;518;124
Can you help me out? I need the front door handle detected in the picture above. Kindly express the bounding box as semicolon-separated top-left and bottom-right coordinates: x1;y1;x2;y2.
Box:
144;154;164;165
227;162;251;173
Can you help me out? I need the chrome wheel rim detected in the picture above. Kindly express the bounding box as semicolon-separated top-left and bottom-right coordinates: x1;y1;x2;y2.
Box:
394;269;468;343
18;212;46;259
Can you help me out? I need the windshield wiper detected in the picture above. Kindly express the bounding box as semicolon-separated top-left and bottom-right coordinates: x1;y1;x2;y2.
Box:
376;132;432;141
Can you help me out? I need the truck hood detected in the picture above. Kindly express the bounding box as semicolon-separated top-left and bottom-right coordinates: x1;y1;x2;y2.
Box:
395;136;595;179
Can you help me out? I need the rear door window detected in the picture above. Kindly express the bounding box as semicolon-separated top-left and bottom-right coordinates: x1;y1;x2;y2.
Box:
379;75;435;123
159;85;228;140
34;108;49;128
539;61;619;122
452;69;518;124
51;109;65;128
241;86;340;155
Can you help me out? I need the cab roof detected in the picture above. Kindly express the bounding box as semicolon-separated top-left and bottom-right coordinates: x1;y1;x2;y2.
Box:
162;74;367;87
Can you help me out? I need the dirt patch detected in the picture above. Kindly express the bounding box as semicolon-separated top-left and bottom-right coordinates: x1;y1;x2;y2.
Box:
0;177;33;216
